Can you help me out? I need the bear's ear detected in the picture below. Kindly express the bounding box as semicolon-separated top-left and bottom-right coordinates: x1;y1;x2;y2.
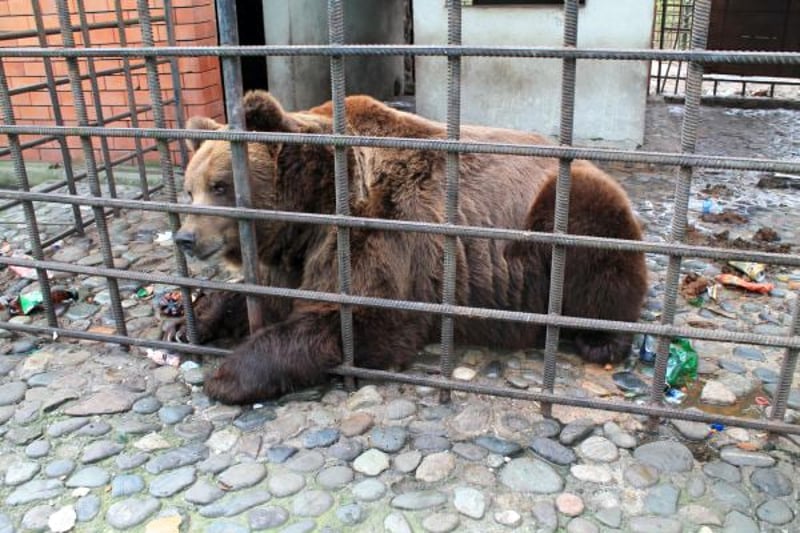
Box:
185;116;223;152
242;90;299;133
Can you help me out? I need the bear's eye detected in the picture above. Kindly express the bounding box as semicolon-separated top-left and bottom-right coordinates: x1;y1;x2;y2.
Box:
210;183;227;196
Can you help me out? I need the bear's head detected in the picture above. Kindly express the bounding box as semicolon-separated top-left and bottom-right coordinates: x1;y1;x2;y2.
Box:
175;91;336;268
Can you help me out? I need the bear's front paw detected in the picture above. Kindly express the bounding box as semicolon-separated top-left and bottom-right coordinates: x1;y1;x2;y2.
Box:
204;358;281;405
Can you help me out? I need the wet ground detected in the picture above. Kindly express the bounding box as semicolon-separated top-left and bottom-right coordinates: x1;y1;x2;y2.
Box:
0;101;799;532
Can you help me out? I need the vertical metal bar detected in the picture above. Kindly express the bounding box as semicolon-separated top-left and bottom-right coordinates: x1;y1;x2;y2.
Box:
31;0;84;235
163;0;189;169
328;0;355;391
648;0;711;431
769;303;799;425
76;0;120;217
438;0;462;404
216;0;262;334
114;0;150;201
656;0;668;94
541;0;578;418
136;0;198;344
0;59;58;328
56;0;128;339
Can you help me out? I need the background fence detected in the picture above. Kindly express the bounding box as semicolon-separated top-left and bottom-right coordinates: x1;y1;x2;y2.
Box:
0;0;798;436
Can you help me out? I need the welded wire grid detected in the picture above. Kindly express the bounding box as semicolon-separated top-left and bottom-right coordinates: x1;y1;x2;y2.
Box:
0;0;799;435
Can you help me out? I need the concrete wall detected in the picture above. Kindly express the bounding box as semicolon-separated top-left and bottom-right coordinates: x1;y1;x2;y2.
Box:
263;0;406;111
414;0;655;148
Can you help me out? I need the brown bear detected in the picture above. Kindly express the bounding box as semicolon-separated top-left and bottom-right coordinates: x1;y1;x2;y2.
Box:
168;90;648;404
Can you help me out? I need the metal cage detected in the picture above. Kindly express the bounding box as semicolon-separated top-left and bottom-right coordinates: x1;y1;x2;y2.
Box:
0;0;798;436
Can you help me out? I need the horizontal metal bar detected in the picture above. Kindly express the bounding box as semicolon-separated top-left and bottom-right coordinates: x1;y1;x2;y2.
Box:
0;16;164;41
0;124;798;174
8;59;171;97
0;254;798;349
330;367;800;435
0;45;799;64
0;318;794;434
0;143;162;211
0;99;174;159
0;188;797;266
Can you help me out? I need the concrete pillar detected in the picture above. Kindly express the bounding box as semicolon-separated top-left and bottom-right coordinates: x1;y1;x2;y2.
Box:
263;0;406;111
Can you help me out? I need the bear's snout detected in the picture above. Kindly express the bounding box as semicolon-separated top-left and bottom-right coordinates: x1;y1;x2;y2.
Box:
173;230;196;256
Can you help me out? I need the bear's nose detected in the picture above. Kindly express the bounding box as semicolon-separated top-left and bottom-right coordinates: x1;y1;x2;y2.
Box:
173;231;196;255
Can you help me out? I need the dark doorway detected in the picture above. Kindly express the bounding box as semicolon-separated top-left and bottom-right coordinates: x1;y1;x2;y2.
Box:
708;0;800;78
236;0;268;91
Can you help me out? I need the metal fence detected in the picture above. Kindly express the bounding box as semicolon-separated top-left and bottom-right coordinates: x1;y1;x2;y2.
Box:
0;0;799;436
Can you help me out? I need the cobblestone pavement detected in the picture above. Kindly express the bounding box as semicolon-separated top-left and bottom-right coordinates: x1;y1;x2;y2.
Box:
0;102;799;532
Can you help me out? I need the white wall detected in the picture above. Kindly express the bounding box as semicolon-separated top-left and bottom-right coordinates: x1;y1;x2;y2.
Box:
414;0;655;148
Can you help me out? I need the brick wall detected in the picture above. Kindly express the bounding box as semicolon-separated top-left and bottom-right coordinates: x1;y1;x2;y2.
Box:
0;0;224;165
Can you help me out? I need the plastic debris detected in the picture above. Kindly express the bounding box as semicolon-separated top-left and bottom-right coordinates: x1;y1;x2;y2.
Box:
155;231;173;245
702;198;722;215
6;289;78;315
158;290;184;317
612;370;648;395
666;337;698;388
145;348;180;367
715;273;774;294
135;285;155;300
179;360;200;371
664;387;686;405
754;396;771;407
632;334;657;364
680;273;713;306
728;261;766;282
710;422;725;432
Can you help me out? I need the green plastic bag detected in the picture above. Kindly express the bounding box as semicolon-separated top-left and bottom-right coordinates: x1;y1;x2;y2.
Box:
666;337;698;387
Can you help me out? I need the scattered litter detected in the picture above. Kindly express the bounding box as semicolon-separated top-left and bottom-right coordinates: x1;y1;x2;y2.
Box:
715;273;774;294
158;291;184;317
664;387;686;405
701;198;722;215
666;337;698;388
680;273;713;305
5;288;79;315
145;348;180;367
612;370;649;395
632;334;656;364
180;360;200;371
135;285;155;300
700;210;749;224
728;261;766;282
9;263;49;280
754;396;771;407
756;172;800;190
737;441;761;451
753;227;780;243
686;320;716;329
155;231;174;245
710;422;725;432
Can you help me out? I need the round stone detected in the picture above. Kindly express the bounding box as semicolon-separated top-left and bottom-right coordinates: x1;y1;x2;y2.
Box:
720;447;775;467
749;467;793;496
531;419;562;439
292;490;334;517
422;512;460;533
158;404;193;425
413;434;451;453
217;463;265;490
106;496;161;529
268;472;305;497
624;463;660;488
336;503;365;526
386;399;417;419
111;474;145;497
248;506;289;530
353;449;390;476
149;466;196;497
316;465;354;489
45;459;76;478
415;452;456;483
756;499;794;525
602;421;636;449
452;367;477;381
570;464;613;484
556;493;584;517
733;346;765;361
327;438;363;461
578;436;618;462
645;484;680;516
185;479;224;505
25;439;51;459
233;408;277;432
0;381;27;405
494;510;522;527
703;460;741;483
116;452;149;471
700;380;737;405
66;466;110;488
393;450;423;474
633;441;694;473
710;481;751;512
453;487;486;519
75;494;101;522
370;426;408;453
303;428;340;448
132;396;162;415
452;442;488;461
48;505;77;533
391;491;447;510
723;510;759;532
385;512;413;533
264;446;297;464
567;517;599;533
352;478;387;502
81;440;124;464
474;435;521;456
529;437;577;465
285;450;325;473
499;458;563;493
21;504;52;531
340;412;374;437
5;460;41;486
559;420;595;446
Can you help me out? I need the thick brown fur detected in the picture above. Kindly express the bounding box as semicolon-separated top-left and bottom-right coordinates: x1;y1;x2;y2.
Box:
172;90;648;404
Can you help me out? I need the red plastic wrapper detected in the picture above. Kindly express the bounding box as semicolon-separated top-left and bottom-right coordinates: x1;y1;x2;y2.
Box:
714;273;774;294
